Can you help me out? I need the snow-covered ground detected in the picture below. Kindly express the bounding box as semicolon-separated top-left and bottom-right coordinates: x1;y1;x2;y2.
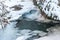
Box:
34;26;60;40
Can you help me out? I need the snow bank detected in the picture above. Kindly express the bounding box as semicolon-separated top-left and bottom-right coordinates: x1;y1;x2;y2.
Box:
16;36;31;40
34;26;60;40
3;0;41;22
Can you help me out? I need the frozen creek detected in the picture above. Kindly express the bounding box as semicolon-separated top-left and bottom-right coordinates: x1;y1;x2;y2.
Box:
0;20;49;40
0;21;60;40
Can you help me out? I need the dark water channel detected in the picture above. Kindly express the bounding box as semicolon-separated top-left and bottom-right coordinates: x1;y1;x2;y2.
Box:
16;20;56;32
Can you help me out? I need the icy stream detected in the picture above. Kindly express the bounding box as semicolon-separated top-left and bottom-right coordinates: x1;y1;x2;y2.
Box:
0;21;47;40
0;22;17;40
0;20;60;40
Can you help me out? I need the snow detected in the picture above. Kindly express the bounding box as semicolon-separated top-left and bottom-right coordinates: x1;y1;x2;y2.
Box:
0;0;60;40
16;36;31;40
3;0;40;21
34;35;60;40
0;25;2;29
40;0;60;20
34;26;60;40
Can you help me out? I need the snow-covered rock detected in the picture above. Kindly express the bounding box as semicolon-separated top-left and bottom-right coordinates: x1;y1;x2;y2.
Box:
16;36;31;40
34;25;60;40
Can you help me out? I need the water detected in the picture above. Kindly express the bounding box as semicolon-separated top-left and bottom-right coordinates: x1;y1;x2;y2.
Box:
0;22;17;40
16;20;56;32
0;20;55;40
